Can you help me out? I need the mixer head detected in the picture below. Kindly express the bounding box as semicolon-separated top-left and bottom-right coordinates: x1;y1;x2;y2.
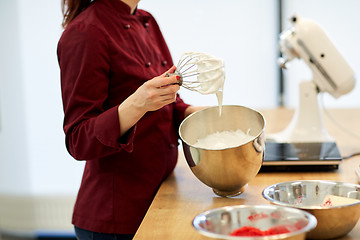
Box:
278;15;355;98
173;52;225;95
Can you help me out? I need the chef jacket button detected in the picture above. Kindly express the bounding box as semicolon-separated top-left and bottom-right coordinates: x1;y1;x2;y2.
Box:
145;62;152;67
124;24;131;29
161;60;167;66
144;22;149;28
169;144;176;148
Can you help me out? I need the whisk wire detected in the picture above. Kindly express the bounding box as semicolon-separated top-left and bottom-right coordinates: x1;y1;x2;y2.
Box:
177;55;194;71
181;72;200;78
181;64;197;75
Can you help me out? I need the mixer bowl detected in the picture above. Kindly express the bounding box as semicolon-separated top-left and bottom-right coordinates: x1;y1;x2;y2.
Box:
262;180;360;239
192;205;317;240
179;105;266;197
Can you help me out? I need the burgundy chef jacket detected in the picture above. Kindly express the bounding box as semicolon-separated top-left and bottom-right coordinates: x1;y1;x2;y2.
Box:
57;0;189;234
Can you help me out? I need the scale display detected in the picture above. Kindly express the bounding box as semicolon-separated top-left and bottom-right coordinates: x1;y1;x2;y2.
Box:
262;142;342;171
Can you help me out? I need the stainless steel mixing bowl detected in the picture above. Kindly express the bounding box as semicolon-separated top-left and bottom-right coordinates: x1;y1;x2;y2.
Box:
262;180;360;239
179;105;266;197
193;205;317;240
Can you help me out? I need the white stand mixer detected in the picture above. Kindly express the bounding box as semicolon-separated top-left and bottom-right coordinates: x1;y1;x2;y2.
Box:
264;15;356;170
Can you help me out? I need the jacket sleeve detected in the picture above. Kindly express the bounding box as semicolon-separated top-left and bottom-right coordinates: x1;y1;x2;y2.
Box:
172;94;190;131
57;23;135;161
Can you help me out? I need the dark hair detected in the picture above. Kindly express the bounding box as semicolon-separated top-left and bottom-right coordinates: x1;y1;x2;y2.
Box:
61;0;93;28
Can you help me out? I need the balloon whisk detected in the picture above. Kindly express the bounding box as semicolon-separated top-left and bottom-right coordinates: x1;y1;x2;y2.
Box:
169;52;225;94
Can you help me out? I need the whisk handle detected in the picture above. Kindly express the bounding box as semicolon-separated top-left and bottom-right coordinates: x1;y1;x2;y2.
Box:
166;72;183;86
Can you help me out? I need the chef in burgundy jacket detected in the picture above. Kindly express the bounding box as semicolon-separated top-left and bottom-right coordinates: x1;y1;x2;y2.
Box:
57;0;200;239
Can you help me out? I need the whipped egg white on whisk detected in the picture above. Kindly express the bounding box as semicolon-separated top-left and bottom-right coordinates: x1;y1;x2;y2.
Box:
172;51;225;116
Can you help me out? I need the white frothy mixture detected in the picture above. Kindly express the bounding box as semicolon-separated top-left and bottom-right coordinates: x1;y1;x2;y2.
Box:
193;129;254;150
182;52;225;116
195;54;225;95
216;91;223;116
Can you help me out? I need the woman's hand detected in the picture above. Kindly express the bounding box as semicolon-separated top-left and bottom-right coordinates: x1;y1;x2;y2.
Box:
184;105;207;118
131;65;180;112
117;66;180;136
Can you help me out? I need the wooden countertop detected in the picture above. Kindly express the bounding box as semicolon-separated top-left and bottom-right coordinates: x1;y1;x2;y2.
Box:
134;108;360;240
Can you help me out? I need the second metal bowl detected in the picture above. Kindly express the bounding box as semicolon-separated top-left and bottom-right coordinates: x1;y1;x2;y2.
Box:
193;204;317;240
263;180;360;239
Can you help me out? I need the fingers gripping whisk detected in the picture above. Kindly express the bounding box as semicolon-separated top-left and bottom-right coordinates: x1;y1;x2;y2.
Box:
169;52;225;94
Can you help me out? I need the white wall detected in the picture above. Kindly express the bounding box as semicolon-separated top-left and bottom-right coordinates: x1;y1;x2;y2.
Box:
0;0;84;196
281;0;360;108
17;0;85;196
0;0;31;195
0;0;81;234
140;0;280;109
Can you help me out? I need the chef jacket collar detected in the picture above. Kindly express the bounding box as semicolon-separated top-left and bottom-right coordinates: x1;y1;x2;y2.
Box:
102;0;138;15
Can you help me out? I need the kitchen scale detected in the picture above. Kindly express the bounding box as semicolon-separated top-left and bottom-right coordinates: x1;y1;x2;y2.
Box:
260;15;355;171
261;142;342;171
